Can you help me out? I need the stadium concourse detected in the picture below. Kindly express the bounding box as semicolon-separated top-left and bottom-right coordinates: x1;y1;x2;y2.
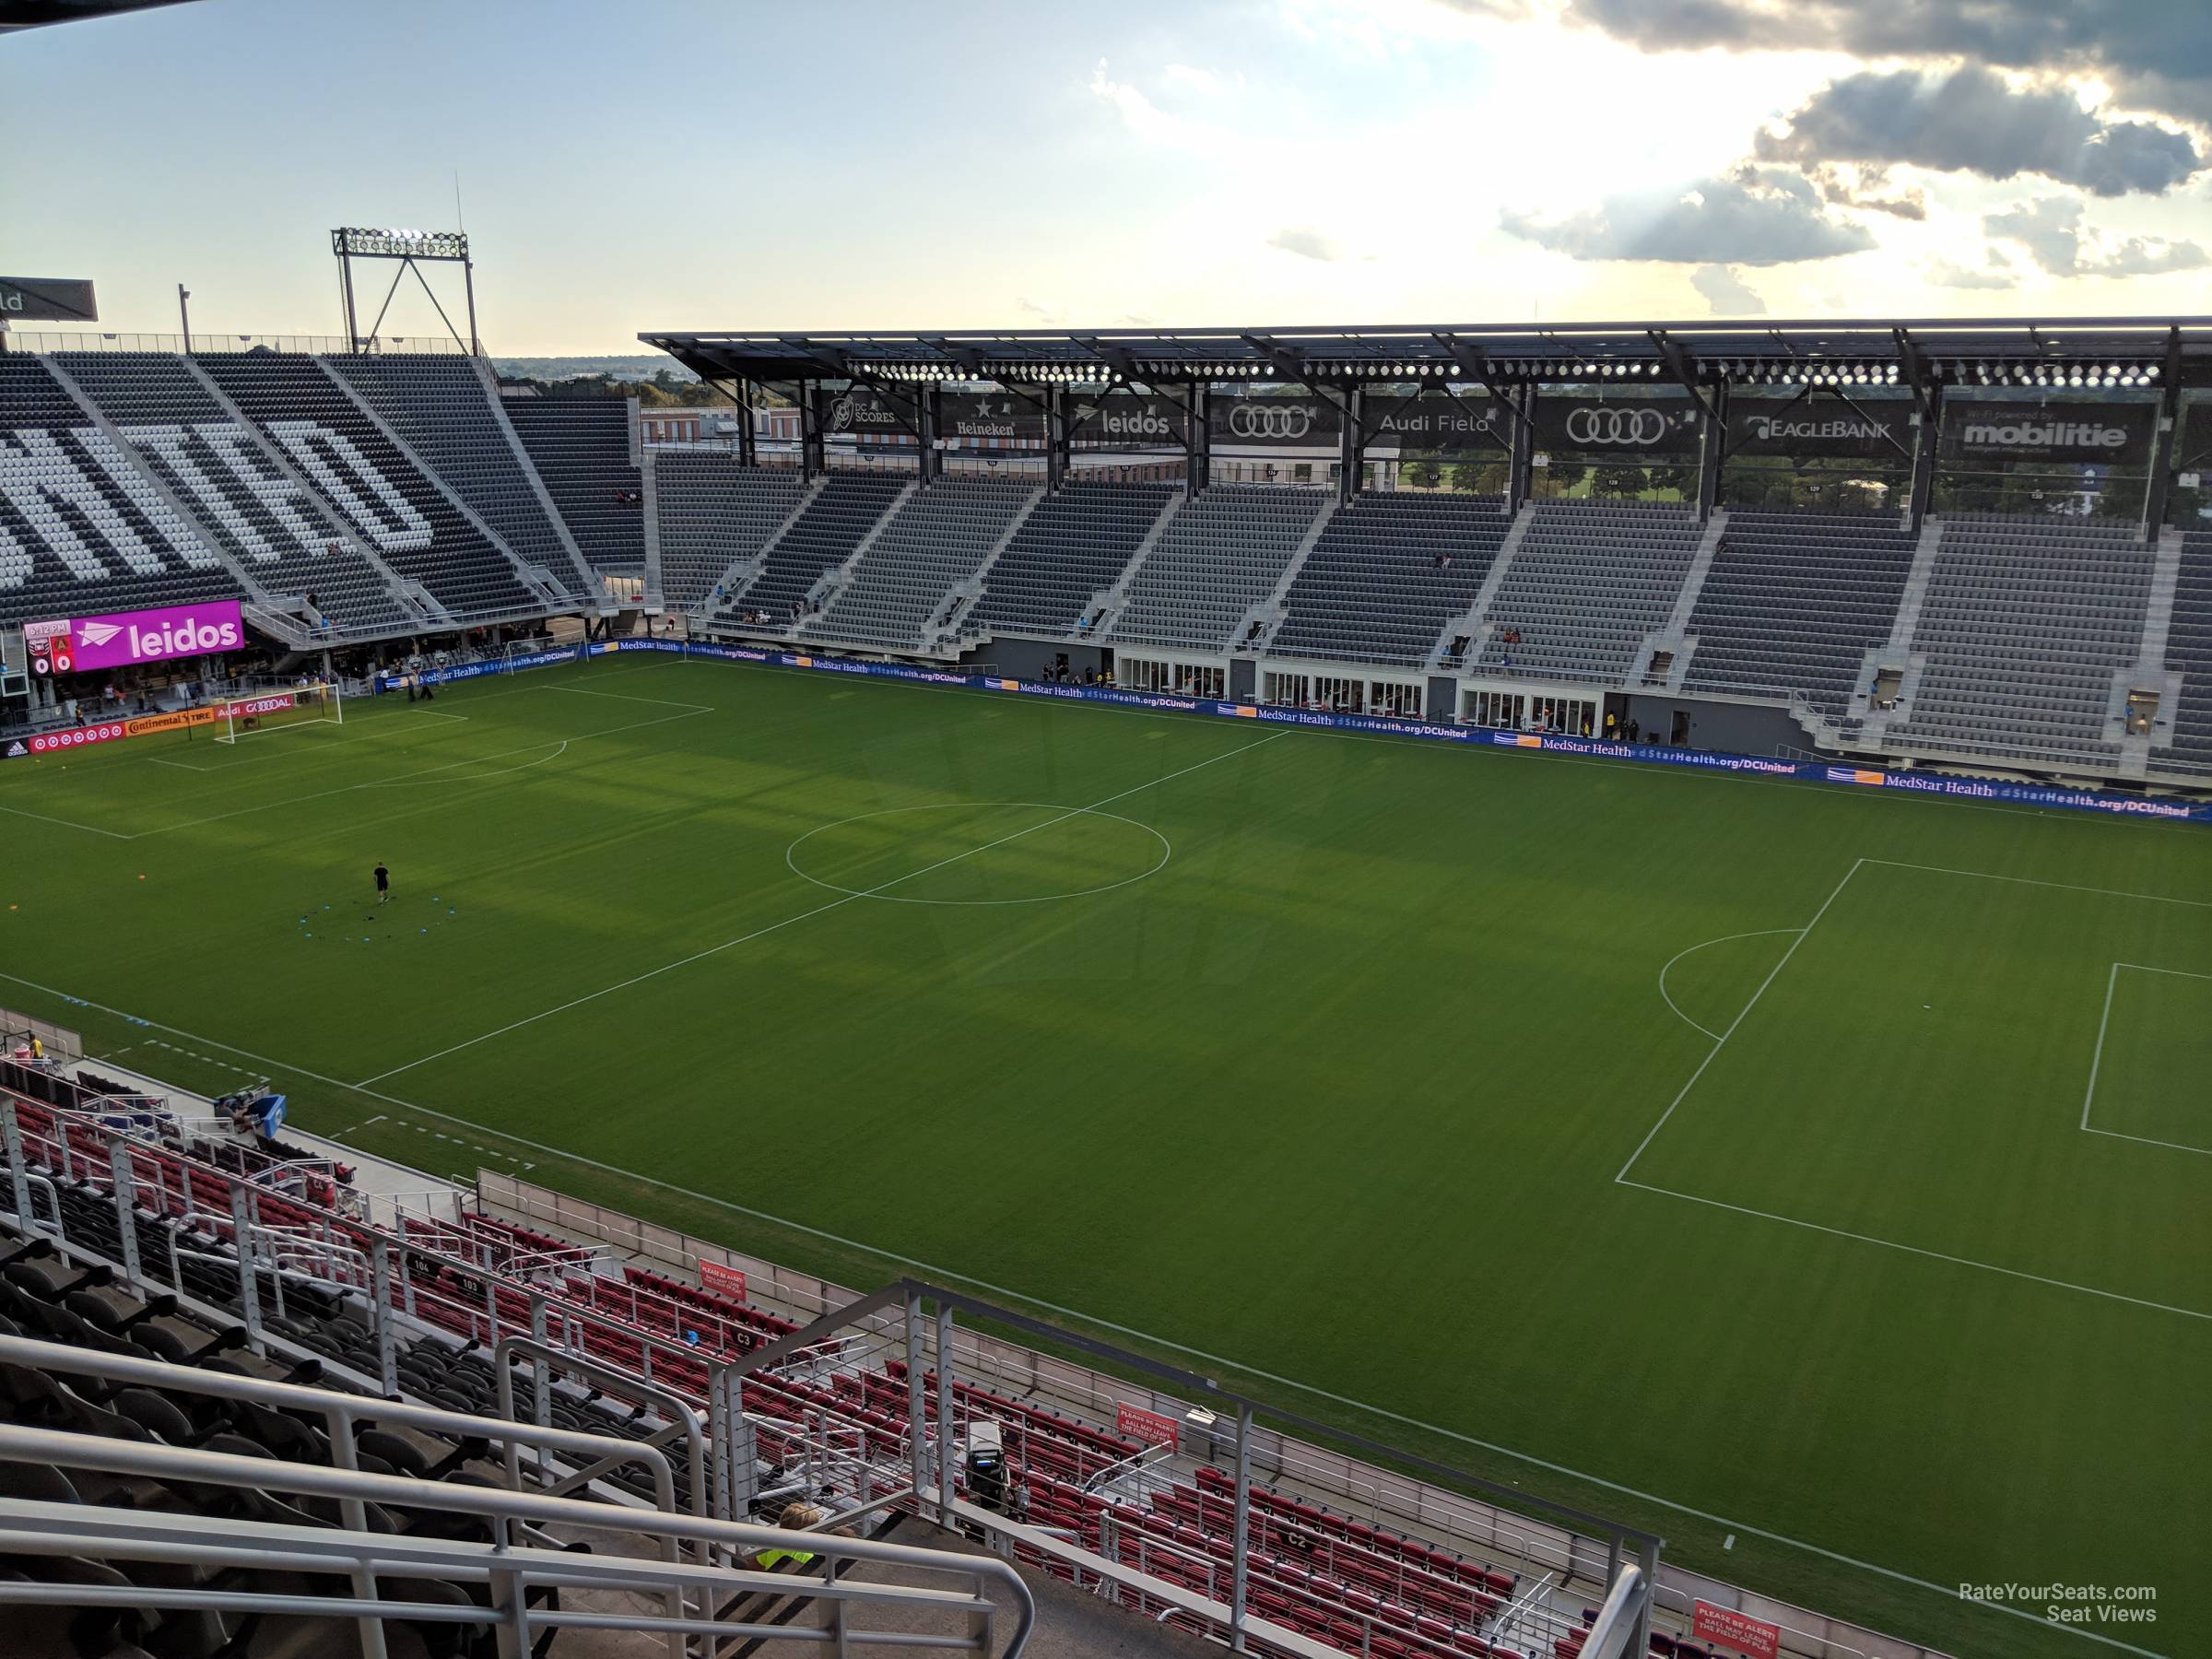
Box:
4;316;2211;1659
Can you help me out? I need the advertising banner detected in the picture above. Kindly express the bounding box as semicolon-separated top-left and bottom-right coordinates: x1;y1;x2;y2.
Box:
815;386;920;440
1067;392;1185;447
1726;397;1912;461
189;635;2212;825
1114;1403;1182;1450
1209;394;1342;449
9;693;292;757
937;393;1045;445
1368;394;1510;454
0;276;99;323
1531;396;1702;457
24;600;245;677
1940;401;2156;466
1690;1602;1781;1659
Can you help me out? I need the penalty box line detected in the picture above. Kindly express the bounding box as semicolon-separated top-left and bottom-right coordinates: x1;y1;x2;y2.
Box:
1618;858;2212;1324
0;947;2174;1659
351;727;1289;1088
2081;961;2212;1159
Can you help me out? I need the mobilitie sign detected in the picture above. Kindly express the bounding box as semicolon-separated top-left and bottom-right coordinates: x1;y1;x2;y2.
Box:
0;277;99;323
1941;401;2157;466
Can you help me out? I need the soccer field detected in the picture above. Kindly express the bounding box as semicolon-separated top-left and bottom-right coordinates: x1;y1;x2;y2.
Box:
5;653;2208;1657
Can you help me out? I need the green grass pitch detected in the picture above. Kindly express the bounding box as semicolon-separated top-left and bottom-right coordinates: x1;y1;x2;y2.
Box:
4;654;2207;1658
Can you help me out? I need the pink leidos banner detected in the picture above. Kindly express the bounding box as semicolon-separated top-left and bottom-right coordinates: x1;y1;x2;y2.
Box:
25;600;244;675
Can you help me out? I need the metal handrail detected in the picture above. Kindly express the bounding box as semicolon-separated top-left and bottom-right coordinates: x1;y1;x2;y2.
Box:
0;1420;1036;1659
495;1333;709;1514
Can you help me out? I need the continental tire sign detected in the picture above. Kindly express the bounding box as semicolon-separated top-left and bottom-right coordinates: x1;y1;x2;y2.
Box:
1209;395;1341;449
1728;399;1909;461
1532;397;1700;457
1941;402;2155;466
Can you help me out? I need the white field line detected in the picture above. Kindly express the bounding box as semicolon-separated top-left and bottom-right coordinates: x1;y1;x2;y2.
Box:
0;801;132;840
1616;860;1864;1183
547;684;714;712
150;709;474;771
1655;928;1806;1041
663;651;2206;833
0;965;2177;1659
1862;859;2212;909
128;709;704;838
353;727;1288;1087
2079;961;2212;1158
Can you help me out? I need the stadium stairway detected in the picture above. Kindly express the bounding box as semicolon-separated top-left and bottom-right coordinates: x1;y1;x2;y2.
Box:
2151;527;2212;782
799;478;1038;653
324;354;602;608
1108;486;1330;653
1883;513;2157;774
0;354;245;629
49;351;418;636
648;451;809;616
1466;500;1702;684
711;472;911;629
1677;509;1921;719
194;352;550;624
961;482;1180;642
505;394;648;580
1268;494;1513;668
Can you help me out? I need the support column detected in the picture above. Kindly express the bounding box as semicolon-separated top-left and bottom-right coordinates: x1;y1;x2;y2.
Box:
1337;387;1362;505
918;383;942;484
1507;389;1536;509
802;381;825;479
1230;1404;1254;1653
2;1101;30;1232
107;1138;142;1286
1697;382;1728;520
736;377;759;469
1046;385;1069;491
1187;382;1209;496
1631;1539;1660;1659
905;1290;930;1499
229;1183;265;1353
1907;383;1944;529
370;1241;399;1396
2141;391;2184;540
934;1301;955;1519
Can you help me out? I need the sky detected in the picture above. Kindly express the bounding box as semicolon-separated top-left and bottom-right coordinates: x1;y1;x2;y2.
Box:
5;0;2211;355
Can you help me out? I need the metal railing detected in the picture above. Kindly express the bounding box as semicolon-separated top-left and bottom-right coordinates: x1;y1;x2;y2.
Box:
1;330;466;355
0;1336;1035;1659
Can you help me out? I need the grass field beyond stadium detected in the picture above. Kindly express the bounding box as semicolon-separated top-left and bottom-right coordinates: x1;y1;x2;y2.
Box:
5;653;2208;1659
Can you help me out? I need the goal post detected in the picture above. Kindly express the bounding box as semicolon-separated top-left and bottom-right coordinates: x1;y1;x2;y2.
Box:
212;679;344;744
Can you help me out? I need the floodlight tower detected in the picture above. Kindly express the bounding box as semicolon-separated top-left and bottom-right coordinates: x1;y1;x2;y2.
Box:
330;227;479;354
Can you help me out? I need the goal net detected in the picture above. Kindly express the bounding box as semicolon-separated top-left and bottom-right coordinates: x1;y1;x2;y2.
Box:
212;680;344;744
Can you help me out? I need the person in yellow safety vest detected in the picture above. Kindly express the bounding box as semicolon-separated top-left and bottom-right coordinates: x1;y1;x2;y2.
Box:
750;1502;830;1571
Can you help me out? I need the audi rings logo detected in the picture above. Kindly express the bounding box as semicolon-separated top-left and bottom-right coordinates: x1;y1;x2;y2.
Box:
1564;406;1674;447
1227;403;1316;441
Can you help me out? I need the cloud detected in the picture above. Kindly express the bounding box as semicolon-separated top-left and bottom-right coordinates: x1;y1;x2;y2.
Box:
1983;195;2210;276
1500;167;1874;265
1923;256;2015;290
1755;65;2202;197
1689;263;1766;313
1160;63;1225;98
1016;296;1066;323
1805;164;1925;220
1559;0;2212;129
1267;226;1342;261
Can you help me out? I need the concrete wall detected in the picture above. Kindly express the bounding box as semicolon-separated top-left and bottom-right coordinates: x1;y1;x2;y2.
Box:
1618;692;1805;755
961;638;1108;681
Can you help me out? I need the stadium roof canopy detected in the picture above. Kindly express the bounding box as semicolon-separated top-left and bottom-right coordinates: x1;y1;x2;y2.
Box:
645;315;2212;391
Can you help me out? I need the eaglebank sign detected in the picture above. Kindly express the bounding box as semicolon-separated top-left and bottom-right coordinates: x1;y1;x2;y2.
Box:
23;601;245;676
